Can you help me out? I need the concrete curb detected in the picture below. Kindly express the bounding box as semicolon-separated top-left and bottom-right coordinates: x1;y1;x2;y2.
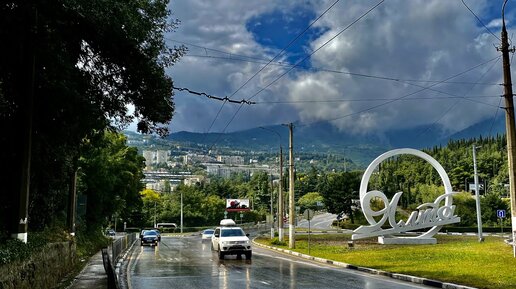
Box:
252;239;477;289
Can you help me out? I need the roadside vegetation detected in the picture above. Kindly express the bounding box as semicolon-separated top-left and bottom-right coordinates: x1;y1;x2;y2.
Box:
0;0;184;250
256;234;516;289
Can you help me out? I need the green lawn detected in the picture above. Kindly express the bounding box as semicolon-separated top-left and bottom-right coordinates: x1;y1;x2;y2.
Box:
256;234;516;289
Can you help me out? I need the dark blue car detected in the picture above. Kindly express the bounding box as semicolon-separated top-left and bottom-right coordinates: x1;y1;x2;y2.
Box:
140;230;159;246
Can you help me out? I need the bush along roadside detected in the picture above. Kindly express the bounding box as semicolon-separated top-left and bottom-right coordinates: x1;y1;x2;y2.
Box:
0;226;112;289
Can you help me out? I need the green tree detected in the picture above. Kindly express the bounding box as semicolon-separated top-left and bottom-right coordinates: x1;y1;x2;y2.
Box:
298;192;324;211
318;171;361;224
0;0;185;237
140;189;161;227
79;130;145;231
481;191;509;226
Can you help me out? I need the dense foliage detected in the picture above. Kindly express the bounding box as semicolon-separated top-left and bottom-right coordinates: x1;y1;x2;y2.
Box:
140;172;276;228
137;135;513;229
0;0;184;239
367;136;510;226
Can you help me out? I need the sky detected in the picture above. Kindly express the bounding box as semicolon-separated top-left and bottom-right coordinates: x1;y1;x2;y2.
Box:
155;0;516;137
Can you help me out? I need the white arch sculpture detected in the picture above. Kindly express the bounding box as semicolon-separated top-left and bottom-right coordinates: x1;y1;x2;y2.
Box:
351;148;461;244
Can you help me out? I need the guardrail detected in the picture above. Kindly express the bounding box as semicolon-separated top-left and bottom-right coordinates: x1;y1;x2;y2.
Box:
101;233;137;289
111;233;136;263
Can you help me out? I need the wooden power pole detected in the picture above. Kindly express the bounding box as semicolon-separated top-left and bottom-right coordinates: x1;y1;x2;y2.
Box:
499;0;516;257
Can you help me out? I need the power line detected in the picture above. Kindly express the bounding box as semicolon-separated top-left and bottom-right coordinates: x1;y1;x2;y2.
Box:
201;0;342;143
461;0;501;42
416;57;501;139
254;95;500;104
183;54;501;86
227;0;341;100
245;0;386;103
206;0;386;153
173;86;255;104
488;97;504;137
299;56;501;127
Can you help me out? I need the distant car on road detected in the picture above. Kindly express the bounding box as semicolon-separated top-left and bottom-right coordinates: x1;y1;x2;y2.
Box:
201;229;215;241
141;230;159;246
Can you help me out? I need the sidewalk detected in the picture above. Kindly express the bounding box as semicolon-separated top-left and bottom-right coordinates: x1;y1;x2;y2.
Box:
67;250;108;289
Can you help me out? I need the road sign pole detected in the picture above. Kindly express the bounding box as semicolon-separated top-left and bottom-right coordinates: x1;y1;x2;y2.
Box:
308;217;311;255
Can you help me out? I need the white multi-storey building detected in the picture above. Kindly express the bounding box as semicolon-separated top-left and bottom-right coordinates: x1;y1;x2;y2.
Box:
216;155;245;165
142;150;170;168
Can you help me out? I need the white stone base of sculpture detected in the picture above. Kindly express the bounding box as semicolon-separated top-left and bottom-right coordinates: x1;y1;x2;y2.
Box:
379;236;437;245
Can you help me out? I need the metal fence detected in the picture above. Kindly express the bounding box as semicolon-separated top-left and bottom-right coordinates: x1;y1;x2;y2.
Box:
110;233;137;263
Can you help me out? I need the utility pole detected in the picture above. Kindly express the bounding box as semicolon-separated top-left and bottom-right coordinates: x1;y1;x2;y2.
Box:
13;6;37;243
154;201;157;228
67;167;79;236
270;173;274;239
473;145;483;242
288;123;295;249
180;190;183;234
278;146;284;242
260;126;284;241
499;0;516;257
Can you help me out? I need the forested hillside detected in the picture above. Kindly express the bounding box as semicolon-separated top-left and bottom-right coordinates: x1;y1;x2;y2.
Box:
363;135;510;227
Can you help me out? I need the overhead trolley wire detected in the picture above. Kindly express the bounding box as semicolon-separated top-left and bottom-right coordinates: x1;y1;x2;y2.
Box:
184;53;500;86
200;0;342;141
173;86;255;104
488;97;504;137
206;0;386;152
198;0;343;151
255;95;501;105
461;0;501;42
299;55;502;127
227;0;342;100
416;56;501;139
172;38;501;87
244;0;386;103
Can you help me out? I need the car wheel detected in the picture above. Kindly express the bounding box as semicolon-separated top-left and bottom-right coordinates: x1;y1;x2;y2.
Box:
245;252;252;259
218;249;225;260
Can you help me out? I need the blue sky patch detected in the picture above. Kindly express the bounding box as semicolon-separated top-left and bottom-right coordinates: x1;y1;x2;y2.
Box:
246;7;327;65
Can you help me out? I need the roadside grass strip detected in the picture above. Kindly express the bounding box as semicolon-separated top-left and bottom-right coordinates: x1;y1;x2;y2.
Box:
254;234;516;289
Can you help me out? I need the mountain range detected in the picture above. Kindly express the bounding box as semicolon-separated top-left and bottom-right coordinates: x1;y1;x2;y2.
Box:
164;117;506;167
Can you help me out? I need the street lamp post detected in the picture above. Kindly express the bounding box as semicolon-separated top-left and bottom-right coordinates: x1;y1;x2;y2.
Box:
180;190;183;234
154;201;157;228
473;145;484;242
260;127;283;241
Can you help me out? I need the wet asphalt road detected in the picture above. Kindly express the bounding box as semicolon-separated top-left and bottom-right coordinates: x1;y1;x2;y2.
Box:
297;213;338;230
127;235;435;289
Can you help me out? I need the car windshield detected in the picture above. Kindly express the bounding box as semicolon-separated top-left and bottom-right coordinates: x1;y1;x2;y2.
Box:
220;228;245;237
143;231;157;236
204;230;214;234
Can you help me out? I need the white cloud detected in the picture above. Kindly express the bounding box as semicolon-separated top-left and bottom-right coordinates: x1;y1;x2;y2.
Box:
487;18;503;28
163;0;511;136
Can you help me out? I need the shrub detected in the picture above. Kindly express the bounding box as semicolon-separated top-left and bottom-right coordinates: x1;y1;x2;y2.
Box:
270;237;287;246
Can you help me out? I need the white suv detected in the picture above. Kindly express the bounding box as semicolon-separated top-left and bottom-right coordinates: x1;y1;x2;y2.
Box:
211;219;252;260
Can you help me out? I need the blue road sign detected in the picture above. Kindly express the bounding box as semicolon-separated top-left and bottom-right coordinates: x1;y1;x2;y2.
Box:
497;209;506;218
